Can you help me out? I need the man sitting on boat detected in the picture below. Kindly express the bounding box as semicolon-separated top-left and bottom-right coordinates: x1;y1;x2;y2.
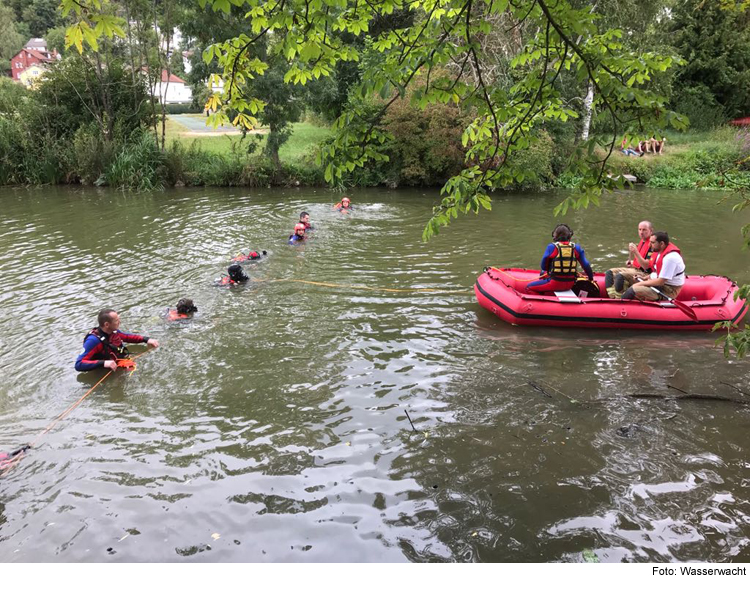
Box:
621;231;685;301
527;224;594;294
605;220;654;298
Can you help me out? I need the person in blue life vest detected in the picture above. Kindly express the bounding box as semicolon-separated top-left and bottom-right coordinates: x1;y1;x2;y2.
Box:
75;309;159;372
527;223;594;294
289;223;306;244
300;211;313;231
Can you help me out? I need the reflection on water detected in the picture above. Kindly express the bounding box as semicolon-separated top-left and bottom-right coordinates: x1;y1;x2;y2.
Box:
0;185;749;562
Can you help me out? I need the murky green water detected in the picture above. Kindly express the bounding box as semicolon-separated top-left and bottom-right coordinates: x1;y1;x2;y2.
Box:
0;185;749;562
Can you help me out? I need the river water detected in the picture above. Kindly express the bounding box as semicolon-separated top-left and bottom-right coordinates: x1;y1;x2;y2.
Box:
0;185;748;563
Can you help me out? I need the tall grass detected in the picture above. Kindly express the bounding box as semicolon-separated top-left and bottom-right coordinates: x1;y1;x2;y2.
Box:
105;132;166;191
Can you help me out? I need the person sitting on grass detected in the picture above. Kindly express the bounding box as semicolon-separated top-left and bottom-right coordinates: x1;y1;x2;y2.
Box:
621;135;642;157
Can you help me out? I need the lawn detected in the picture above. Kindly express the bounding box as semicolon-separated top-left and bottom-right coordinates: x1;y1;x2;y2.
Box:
607;126;745;165
164;115;331;162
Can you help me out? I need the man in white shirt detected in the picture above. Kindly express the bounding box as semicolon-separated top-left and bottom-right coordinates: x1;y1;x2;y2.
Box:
621;231;685;302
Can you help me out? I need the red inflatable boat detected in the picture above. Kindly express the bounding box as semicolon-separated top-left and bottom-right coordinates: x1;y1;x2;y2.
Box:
475;268;747;330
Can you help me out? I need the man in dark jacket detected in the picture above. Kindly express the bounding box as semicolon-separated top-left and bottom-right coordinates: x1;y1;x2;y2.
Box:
75;309;158;372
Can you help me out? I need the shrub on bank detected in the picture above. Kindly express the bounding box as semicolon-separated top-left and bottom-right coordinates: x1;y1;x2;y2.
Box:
105;132;167;191
381;98;469;187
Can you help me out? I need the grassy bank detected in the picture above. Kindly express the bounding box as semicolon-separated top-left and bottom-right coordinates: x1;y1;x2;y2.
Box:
607;127;750;190
164;116;331;162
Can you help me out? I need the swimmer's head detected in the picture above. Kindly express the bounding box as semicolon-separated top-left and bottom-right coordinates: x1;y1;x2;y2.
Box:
176;298;198;315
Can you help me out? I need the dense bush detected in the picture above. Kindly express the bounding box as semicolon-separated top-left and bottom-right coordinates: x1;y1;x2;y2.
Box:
671;85;727;131
105;131;166;191
505;130;555;189
380;98;469;187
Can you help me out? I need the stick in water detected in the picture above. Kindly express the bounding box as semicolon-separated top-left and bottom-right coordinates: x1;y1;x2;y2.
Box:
404;410;418;432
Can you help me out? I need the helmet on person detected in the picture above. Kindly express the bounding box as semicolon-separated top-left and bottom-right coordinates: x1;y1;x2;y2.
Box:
342;197;351;204
294;223;306;233
227;264;249;283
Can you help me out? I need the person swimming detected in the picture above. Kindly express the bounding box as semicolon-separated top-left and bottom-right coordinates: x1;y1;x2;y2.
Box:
217;264;249;286
166;298;198;321
300;211;313;231
0;445;31;471
334;196;352;212
75;309;158;372
231;250;268;263
289;223;306;245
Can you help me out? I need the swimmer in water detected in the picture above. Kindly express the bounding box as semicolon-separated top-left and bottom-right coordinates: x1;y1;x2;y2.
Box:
288;223;306;245
217;264;250;286
231;249;268;263
334;196;352;212
75;309;159;372
166;298;198;321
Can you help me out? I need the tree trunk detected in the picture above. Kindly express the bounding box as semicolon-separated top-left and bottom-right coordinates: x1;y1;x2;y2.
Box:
580;82;594;141
159;0;173;152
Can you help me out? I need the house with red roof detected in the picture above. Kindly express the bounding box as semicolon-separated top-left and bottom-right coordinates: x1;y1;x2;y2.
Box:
10;39;60;82
141;68;193;104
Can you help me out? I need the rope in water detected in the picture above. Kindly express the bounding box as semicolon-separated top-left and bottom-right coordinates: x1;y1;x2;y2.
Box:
252;277;473;294
2;278;470;477
0;349;150;477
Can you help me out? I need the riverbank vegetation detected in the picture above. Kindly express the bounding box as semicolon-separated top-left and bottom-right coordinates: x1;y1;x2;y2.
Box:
1;0;749;194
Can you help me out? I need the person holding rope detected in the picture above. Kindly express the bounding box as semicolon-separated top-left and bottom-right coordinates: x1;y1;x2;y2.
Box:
527;223;594;294
75;309;159;372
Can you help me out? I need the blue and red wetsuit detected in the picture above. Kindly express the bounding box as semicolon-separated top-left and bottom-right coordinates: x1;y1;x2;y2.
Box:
75;328;150;372
527;242;594;293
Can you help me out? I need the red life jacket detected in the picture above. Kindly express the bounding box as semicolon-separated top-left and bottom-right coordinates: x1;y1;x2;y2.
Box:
631;239;653;272
167;310;191;321
231;251;261;263
85;328;129;360
653;243;682;276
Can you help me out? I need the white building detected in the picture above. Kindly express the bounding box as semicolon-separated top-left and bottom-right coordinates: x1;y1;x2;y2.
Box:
149;69;193;104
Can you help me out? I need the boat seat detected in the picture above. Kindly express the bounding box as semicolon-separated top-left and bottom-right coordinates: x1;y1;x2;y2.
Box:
555;289;582;303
